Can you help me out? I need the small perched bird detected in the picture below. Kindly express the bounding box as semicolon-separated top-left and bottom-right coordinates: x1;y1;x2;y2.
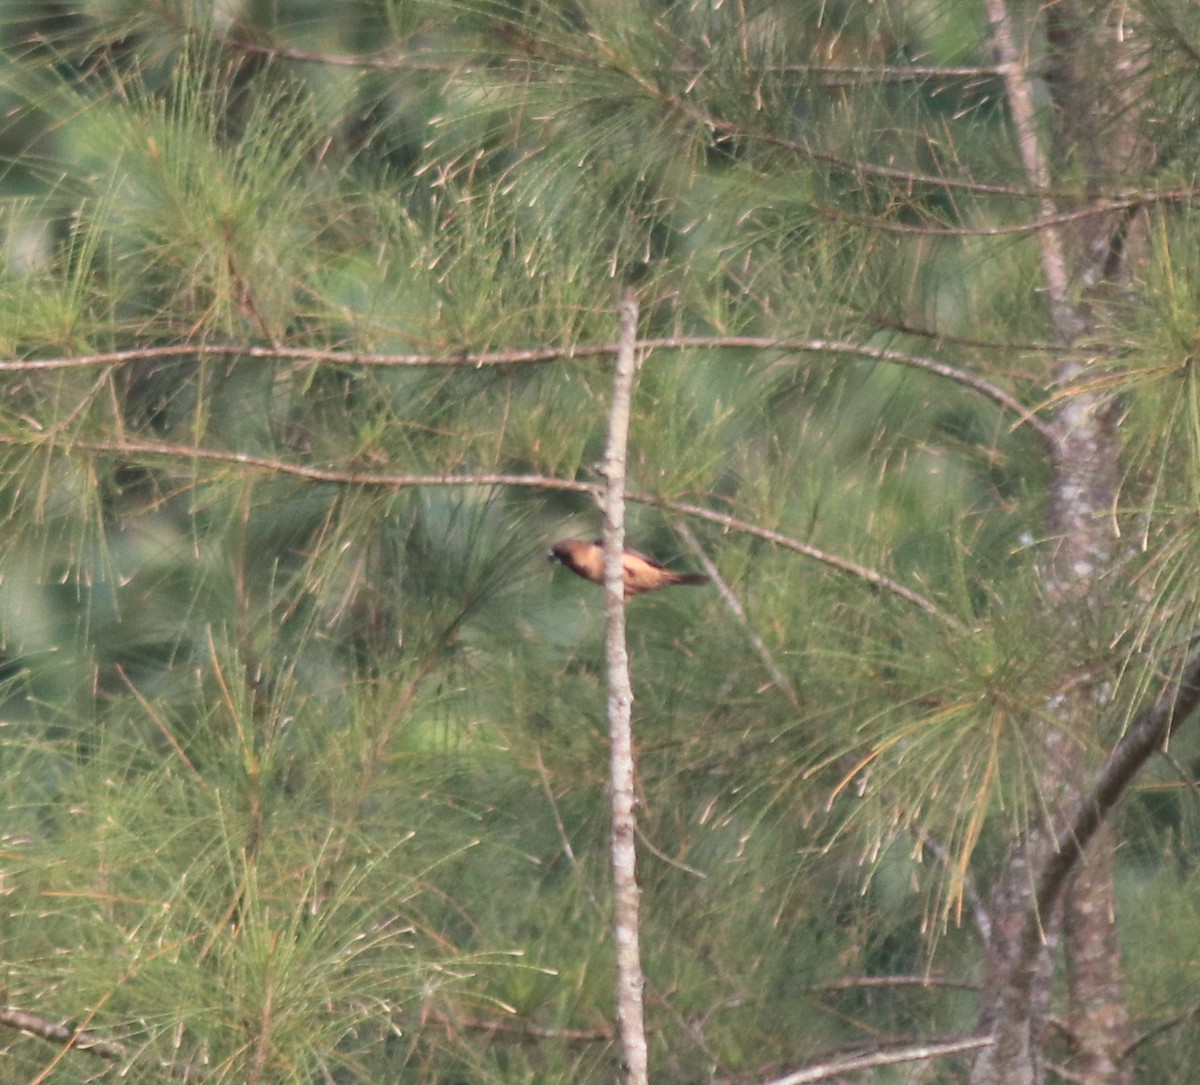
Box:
549;539;709;599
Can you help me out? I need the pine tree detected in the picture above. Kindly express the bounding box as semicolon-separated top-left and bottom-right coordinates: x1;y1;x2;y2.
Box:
2;2;1199;1083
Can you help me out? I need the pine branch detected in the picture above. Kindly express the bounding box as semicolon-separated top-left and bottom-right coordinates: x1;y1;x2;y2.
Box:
0;337;1055;441
1033;645;1200;924
0;428;961;626
651;497;965;630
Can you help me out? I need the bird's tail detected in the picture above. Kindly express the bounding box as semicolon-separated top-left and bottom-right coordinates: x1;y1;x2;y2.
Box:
675;573;709;587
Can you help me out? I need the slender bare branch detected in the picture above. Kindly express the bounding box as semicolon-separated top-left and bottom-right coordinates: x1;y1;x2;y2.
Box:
759;1034;992;1085
760;341;1056;446
1158;747;1200;806
0;1007;128;1062
0;337;1055;443
534;746;603;913
707;109;1179;206
868;317;1060;354
0;432;599;493
0;428;960;626
214;31;1025;84
601;290;648;1085
1123;1000;1200;1058
809;975;980;993
1034;645;1200;924
0;341;598;371
214;37;467;70
915;831;992;943
816;193;1172;240
674;520;800;707
0;1006;206;1082
652;497;965;630
625;26;1052;206
760;62;1029;83
424;1006;612;1044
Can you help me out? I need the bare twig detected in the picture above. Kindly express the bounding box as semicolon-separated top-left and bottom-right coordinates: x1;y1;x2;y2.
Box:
214;36;467;71
867;316;1060;355
655;497;965;631
633;823;707;879
115;665;208;786
423;1006;612;1043
755;62;1027;83
759;1034;992;1085
0;1006;207;1082
0;341;600;371
674;520;800;707
915;831;991;943
0;428;960;626
815;194;1167;240
0;1006;125;1062
533;746;603;912
0;336;1055;443
214;31;1022;84
1157;746;1200;807
1034;646;1200;925
1123;999;1200;1058
809;975;980;993
601;290;648;1085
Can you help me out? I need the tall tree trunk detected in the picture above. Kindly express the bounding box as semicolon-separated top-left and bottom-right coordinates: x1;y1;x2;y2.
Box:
973;3;1147;1083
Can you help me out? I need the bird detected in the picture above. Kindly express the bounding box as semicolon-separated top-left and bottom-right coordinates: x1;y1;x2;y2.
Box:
549;539;709;599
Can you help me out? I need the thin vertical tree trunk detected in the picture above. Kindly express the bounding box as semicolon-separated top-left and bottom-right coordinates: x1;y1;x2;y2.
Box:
973;2;1145;1083
1044;8;1149;1072
602;290;649;1085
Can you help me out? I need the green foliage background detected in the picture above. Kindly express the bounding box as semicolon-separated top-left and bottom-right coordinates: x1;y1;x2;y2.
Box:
0;1;1198;1082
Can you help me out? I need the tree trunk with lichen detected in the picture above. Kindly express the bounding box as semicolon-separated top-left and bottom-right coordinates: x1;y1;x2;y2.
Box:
972;3;1147;1084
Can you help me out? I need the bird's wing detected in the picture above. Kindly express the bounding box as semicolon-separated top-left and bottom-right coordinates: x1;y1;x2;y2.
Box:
591;539;668;569
627;547;667;569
